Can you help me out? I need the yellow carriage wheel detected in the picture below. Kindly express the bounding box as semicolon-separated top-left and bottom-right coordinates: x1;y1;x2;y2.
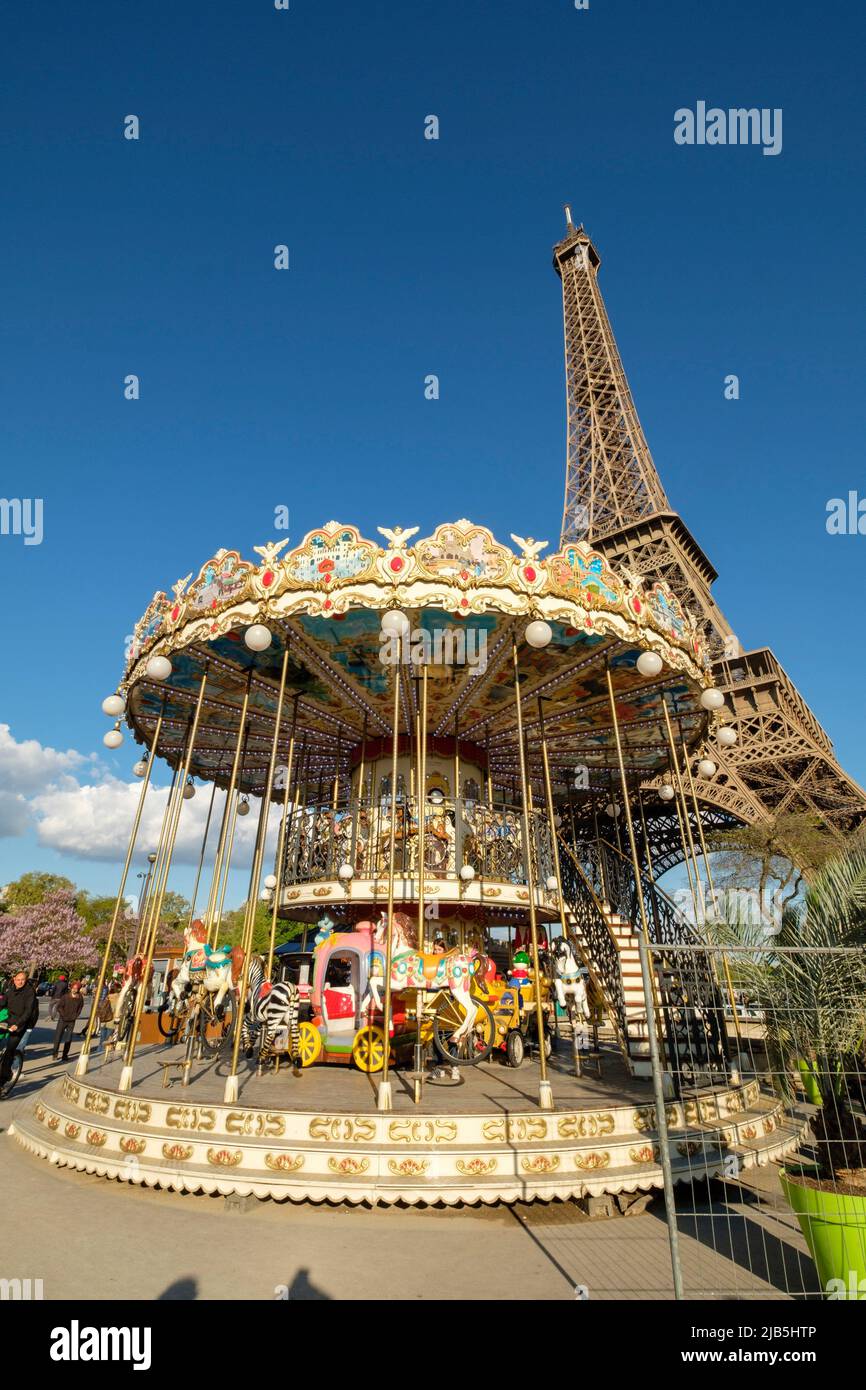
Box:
352;1025;387;1074
297;1022;322;1068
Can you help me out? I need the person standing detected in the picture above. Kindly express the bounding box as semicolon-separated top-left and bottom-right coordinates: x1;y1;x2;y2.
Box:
52;980;84;1062
0;969;38;1090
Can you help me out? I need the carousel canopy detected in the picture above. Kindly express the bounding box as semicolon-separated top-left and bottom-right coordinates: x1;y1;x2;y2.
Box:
117;521;713;796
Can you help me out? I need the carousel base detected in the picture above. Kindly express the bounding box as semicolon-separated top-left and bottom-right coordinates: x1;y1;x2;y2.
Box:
11;1042;805;1207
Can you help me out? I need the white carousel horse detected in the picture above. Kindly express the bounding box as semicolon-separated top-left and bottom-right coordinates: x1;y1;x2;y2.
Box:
361;911;482;1046
170;920;244;1010
551;937;590;1046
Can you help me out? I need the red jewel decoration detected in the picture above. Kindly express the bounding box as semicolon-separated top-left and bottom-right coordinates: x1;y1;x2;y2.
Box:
390;557;404;573
323;573;331;584
586;618;593;629
565;626;577;637
524;566;536;582
460;569;469;580
262;570;274;588
632;598;641;614
211;599;217;609
460;598;469;608
171;605;179;622
323;599;332;611
210;622;218;632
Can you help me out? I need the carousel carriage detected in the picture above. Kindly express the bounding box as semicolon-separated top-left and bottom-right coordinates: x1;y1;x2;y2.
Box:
294;915;497;1073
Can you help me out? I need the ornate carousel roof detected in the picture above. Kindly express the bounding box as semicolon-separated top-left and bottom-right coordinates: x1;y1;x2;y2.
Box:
118;521;713;794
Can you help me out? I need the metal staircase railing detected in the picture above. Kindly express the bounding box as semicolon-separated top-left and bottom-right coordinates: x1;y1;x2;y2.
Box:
555;834;631;1066
584;835;731;1085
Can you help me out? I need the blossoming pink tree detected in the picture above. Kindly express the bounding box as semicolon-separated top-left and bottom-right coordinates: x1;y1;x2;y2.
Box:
0;892;100;975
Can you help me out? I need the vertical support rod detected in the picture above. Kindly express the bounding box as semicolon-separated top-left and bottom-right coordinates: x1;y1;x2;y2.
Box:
225;645;291;1102
377;665;402;1111
266;694;300;980
512;639;552;1110
120;669;209;1091
77;710;165;1076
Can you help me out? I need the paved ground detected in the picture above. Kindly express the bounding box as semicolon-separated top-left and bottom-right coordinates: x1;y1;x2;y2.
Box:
0;1018;817;1301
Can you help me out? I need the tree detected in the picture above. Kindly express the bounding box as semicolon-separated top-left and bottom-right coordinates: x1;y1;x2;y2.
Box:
1;871;75;912
218;900;304;955
707;812;841;932
0;891;101;975
717;843;866;1182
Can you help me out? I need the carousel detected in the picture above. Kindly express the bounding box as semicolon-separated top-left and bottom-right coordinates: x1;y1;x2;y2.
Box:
11;521;803;1204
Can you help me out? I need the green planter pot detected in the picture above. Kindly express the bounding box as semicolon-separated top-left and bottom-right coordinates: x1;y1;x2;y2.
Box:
780;1170;866;1298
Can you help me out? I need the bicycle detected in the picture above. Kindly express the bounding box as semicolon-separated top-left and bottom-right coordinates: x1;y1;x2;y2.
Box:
0;1028;33;1099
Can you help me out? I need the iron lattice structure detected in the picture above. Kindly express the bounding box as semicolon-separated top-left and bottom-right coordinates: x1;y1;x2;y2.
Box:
553;215;866;843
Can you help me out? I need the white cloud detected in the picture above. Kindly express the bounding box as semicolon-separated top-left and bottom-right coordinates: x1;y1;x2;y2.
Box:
0;723;97;795
0;790;28;838
31;777;277;866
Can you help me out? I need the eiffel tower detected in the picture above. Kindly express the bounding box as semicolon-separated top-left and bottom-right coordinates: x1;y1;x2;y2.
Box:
553;209;866;867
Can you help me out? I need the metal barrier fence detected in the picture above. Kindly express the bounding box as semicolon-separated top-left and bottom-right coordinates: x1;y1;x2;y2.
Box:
641;942;866;1300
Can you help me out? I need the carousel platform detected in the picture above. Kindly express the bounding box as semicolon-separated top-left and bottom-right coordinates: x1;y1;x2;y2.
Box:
11;1038;806;1206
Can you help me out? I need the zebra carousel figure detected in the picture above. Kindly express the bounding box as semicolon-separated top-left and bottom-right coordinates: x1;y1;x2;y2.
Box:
241;956;302;1076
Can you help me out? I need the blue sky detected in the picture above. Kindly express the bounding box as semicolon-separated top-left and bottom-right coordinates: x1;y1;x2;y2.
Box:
0;0;864;907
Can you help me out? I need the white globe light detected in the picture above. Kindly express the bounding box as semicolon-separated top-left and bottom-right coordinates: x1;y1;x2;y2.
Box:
700;688;725;711
244;624;272;652
237;797;250;817
718;726;738;748
183;779;196;799
146;655;173;682
545;876;558;892
659;784;676;802
264;874;277;890
380;610;410;637
525;620;552;649
260;888;272;901
338;862;354;881
553;813;563;829
698;759;717;779
605;801;620;818
132;759;148;778
428;788;445;805
102;694;126;717
459;864;476;883
103;728;123;749
636;651;663;678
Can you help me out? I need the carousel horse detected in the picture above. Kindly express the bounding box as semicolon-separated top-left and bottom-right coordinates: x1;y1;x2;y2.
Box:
170;920;244;1011
551;937;590;1044
240;955;301;1073
114;952;152;1036
362;911;484;1046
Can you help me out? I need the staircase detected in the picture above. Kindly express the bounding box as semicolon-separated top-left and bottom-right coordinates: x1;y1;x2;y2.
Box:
556;832;731;1091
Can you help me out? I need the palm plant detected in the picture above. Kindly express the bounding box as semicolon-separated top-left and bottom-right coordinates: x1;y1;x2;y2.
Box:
709;843;866;1183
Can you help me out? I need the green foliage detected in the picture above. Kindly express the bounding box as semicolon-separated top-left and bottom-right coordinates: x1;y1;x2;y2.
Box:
217;900;305;954
2;871;76;910
714;841;866;1177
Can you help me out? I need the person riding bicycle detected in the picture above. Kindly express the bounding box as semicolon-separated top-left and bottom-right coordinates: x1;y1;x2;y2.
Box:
0;969;39;1093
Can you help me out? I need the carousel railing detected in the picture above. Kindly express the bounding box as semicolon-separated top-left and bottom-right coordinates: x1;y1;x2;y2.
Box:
279;795;556;890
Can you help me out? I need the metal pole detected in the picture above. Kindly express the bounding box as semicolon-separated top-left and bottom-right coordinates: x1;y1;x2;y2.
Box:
639;938;686;1300
661;696;706;924
225;646;291;1102
512;638;553;1110
120;669;209;1091
377;664;402;1111
187;775;219;927
266;694;299;980
606;666;668;1071
77;710;165;1076
205;679;251;945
